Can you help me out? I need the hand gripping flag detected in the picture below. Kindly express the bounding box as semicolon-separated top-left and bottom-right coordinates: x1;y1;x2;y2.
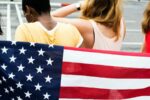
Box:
0;41;150;100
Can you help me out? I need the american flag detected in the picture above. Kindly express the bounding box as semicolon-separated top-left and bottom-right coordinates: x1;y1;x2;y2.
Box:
0;41;150;100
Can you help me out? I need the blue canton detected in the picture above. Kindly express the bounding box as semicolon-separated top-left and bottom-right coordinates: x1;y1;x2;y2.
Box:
0;41;64;100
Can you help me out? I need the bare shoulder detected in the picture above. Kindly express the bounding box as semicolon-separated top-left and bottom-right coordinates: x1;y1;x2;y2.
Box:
67;18;92;33
53;17;93;36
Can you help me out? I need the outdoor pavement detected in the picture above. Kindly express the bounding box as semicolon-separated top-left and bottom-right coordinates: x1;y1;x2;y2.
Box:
0;0;149;52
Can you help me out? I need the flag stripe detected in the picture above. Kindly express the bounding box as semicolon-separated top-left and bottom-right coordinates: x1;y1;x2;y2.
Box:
128;96;150;100
62;62;150;78
65;47;150;57
61;75;150;89
60;87;150;99
63;49;150;68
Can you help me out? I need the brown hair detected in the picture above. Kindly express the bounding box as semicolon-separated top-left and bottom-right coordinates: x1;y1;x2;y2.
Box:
142;2;150;34
81;0;122;40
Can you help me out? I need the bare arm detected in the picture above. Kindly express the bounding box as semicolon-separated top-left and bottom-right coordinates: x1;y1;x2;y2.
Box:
53;17;92;37
51;1;90;35
51;4;79;17
51;2;94;48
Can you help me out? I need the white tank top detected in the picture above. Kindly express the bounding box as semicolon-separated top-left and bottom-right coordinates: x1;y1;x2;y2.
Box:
90;19;124;51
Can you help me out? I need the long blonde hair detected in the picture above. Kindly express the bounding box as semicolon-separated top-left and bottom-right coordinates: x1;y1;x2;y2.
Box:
81;0;122;40
142;2;150;34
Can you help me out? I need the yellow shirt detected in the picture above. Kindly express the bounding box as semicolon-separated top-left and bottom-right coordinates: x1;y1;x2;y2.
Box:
15;22;83;47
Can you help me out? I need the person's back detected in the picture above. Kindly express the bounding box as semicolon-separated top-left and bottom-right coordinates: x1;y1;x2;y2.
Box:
15;0;83;47
15;22;83;47
90;18;125;51
52;0;126;50
141;2;150;53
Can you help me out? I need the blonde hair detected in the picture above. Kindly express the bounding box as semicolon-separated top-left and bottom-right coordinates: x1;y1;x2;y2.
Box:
142;2;150;34
81;0;122;40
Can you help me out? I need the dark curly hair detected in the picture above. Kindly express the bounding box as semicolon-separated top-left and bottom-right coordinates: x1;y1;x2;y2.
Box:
22;0;51;15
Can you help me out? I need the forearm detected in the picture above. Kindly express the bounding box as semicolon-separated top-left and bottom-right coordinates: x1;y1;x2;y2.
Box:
51;4;79;17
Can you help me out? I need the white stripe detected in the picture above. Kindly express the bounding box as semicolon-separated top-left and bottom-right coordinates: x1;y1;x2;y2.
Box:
61;75;150;90
63;49;150;69
128;96;150;100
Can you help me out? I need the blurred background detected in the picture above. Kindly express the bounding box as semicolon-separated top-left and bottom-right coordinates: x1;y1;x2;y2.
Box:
0;0;149;52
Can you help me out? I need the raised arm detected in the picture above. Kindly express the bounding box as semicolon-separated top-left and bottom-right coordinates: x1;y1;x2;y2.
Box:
51;3;80;17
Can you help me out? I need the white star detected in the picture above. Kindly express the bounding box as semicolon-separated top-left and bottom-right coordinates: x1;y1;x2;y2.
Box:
17;96;22;100
9;87;14;92
0;94;2;97
26;74;33;81
19;47;26;54
2;77;6;82
35;83;42;91
43;92;50;99
11;41;17;45
36;66;43;74
28;56;35;64
1;64;7;70
16;82;23;89
4;88;9;94
49;44;54;48
1;46;8;54
9;55;16;63
24;91;32;98
11;98;15;100
46;58;53;66
45;75;52;83
8;72;15;79
17;64;25;72
38;49;45;56
30;42;35;47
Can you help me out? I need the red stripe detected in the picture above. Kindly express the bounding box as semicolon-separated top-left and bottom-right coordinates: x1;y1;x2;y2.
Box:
60;87;150;99
62;62;150;78
64;47;150;57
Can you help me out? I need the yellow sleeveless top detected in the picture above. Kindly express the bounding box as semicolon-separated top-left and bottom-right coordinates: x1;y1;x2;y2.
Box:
15;22;83;47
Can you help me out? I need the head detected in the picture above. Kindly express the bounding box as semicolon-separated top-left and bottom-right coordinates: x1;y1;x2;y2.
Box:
22;0;51;22
81;0;122;40
142;2;150;34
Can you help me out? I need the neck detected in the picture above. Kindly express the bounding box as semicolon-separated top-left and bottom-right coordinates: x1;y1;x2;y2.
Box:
38;13;57;30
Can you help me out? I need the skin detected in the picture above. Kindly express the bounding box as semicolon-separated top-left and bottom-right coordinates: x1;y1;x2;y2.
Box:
52;2;126;49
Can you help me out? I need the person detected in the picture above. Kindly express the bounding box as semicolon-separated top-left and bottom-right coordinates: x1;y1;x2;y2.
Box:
52;0;126;50
15;0;83;47
141;2;150;53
